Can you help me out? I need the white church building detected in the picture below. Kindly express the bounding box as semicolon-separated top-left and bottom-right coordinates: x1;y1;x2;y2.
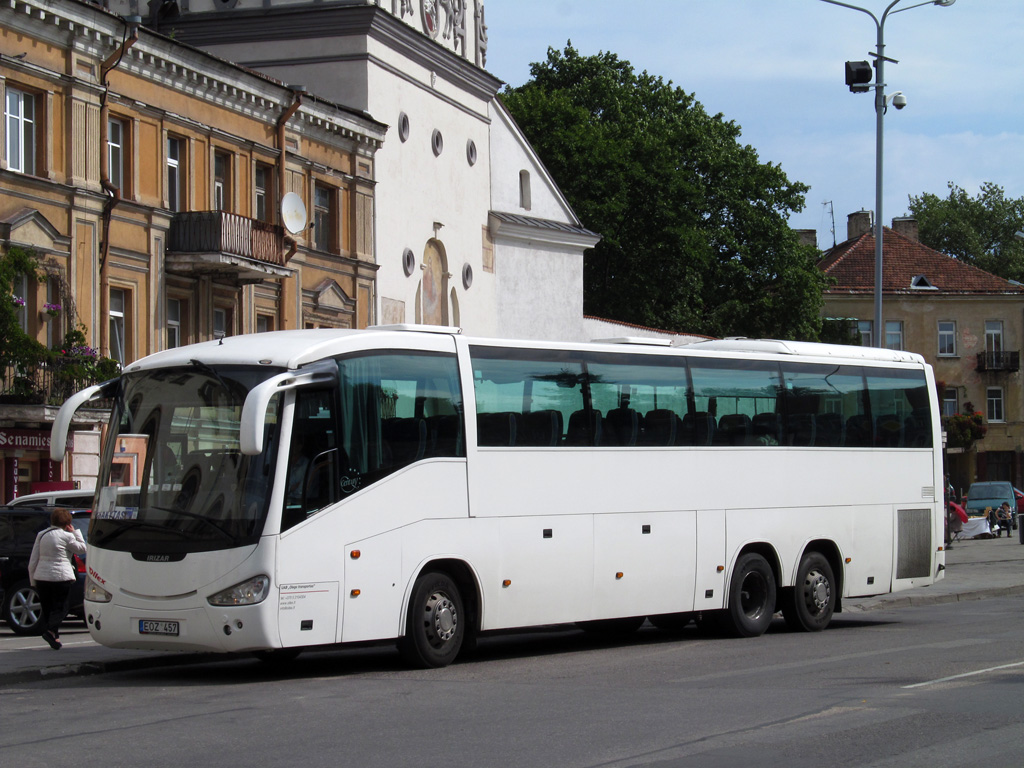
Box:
107;0;602;341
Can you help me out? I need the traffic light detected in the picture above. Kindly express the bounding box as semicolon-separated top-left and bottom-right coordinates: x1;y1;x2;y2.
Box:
845;61;873;93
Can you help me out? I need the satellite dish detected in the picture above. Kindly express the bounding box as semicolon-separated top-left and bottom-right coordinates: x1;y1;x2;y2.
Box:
281;192;307;235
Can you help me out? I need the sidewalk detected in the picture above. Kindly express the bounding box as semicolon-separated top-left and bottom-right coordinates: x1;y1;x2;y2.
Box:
2;534;1023;685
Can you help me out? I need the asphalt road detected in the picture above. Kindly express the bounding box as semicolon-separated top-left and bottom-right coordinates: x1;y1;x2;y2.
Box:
3;594;1024;768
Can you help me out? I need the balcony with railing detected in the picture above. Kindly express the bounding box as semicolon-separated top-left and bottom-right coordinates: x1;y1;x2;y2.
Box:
166;212;294;284
0;355;117;407
976;350;1020;373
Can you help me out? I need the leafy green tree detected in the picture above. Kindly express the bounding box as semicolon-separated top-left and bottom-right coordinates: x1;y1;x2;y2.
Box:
908;182;1024;282
0;246;48;367
501;44;827;339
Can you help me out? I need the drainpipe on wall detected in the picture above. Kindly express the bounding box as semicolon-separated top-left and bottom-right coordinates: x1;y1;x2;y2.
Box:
98;16;140;359
277;86;304;329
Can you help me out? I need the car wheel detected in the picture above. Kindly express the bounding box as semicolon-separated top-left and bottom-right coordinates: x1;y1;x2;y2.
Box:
3;580;43;635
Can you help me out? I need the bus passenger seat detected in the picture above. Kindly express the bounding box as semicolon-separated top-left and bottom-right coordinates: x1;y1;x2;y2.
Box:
815;413;844;446
603;408;640;446
382;417;427;464
476;412;517;447
641;409;679;446
845;414;874;447
716;413;753;445
566;409;602;446
786;413;816;446
680;411;715;446
520;410;564;447
751;412;782;445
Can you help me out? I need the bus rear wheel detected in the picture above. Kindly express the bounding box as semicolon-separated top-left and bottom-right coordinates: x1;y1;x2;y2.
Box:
724;553;776;638
399;572;465;669
782;552;836;632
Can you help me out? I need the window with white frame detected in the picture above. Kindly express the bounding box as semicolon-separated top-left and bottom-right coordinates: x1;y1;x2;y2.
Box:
885;320;903;351
214;151;230;211
167;298;181;349
314;184;334;252
167;136;183;212
937;321;956;356
5;87;36;175
987;387;1005;423
942;388;959;418
857;320;872;347
108;118;126;191
255;163;273;222
110;288;127;365
213;307;232;340
985;320;1004;353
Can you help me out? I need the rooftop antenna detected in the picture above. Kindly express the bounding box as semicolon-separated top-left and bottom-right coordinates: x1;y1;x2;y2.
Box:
823;200;836;248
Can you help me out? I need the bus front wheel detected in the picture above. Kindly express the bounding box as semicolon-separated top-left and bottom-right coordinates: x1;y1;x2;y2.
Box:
724;553;776;638
782;552;836;632
399;572;465;669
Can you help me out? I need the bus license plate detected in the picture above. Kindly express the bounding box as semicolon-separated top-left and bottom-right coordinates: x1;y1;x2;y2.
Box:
139;620;179;636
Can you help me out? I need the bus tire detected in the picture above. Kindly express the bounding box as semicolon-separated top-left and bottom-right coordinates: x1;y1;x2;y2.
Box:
782;552;836;632
724;553;776;638
399;571;465;669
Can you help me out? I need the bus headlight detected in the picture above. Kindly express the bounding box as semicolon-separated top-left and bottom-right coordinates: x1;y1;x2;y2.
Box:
207;575;271;606
85;575;112;603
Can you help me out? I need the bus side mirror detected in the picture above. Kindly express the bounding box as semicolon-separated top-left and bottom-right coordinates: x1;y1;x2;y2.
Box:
50;379;120;462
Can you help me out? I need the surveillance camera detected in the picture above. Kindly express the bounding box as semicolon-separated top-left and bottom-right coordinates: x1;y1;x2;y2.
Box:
892;92;907;110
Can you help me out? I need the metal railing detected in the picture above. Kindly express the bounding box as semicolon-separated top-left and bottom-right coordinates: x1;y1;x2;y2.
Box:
168;211;287;266
0;356;113;406
976;351;1020;373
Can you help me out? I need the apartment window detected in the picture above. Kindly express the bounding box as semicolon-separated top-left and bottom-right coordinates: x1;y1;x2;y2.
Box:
985;320;1004;353
167;137;183;212
314;184;334;252
167;298;181;349
110;288;128;365
108;118;126;191
214;151;230;211
937;321;956;356
255;164;273;222
885;320;903;351
256;314;274;333
5;87;36;175
987;387;1005;423
857;320;872;347
213;307;233;340
942;388;959;418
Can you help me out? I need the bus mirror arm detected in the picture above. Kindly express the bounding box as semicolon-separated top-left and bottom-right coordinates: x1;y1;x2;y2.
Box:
240;364;338;456
50;378;120;462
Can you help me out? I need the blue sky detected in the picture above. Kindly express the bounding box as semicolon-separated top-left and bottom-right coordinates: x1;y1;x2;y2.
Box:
484;1;1024;249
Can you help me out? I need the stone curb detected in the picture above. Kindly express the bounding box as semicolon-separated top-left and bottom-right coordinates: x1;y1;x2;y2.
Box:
843;583;1024;612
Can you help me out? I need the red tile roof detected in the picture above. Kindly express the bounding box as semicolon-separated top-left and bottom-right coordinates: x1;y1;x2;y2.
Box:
818;227;1024;295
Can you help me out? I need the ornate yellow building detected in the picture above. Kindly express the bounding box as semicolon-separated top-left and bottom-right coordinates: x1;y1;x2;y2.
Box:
0;0;384;499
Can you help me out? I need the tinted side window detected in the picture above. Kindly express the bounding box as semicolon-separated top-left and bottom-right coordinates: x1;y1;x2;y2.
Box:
472;348;584;447
336;351;463;492
688;358;783;446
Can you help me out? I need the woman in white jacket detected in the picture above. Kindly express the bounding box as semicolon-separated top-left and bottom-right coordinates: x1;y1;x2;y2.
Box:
28;508;87;650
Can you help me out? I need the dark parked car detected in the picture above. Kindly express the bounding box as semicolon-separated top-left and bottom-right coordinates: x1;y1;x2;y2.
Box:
0;506;90;635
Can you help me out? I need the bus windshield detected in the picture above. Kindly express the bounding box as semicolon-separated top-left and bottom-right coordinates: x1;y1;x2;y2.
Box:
91;364;284;554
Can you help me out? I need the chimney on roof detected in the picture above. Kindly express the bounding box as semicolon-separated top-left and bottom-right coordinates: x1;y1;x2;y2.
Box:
794;229;818;248
848;210;873;240
891;216;919;242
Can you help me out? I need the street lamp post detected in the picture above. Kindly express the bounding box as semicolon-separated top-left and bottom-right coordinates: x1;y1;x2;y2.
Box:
820;0;955;348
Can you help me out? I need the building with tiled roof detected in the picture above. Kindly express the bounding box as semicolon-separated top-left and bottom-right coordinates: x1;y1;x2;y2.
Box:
819;211;1024;493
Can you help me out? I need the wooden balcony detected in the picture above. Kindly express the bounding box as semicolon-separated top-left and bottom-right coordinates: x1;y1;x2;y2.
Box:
166;212;295;284
976;350;1020;373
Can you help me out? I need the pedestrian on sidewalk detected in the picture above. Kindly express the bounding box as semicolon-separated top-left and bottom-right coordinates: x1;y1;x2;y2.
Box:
27;509;87;650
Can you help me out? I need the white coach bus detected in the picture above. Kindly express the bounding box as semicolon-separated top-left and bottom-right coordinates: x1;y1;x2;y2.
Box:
51;326;944;667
